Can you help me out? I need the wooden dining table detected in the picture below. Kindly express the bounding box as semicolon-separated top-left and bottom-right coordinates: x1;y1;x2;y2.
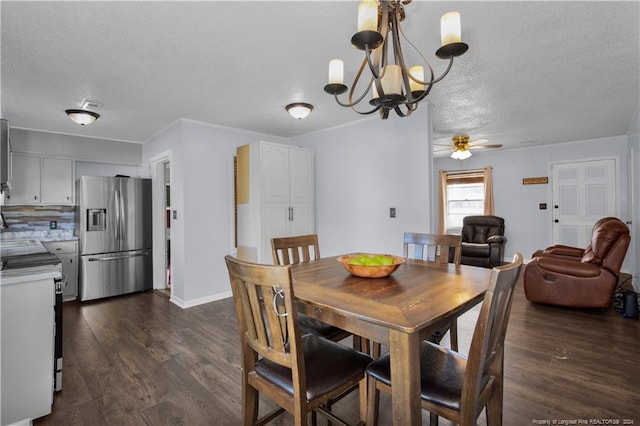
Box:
289;254;493;425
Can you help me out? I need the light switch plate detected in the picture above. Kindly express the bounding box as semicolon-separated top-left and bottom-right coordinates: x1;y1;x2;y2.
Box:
390;207;396;218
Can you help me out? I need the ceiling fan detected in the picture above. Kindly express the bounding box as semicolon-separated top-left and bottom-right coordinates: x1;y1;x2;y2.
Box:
434;135;503;160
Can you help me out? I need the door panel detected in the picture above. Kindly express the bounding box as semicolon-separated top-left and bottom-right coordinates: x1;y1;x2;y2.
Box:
80;250;152;301
288;147;314;237
78;176;118;255
262;144;289;205
263;203;289;263
118;178;152;252
9;154;41;204
290;202;314;237
552;159;617;247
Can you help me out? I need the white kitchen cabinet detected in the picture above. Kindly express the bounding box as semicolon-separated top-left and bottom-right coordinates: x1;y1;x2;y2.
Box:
42;157;74;204
8;153;74;205
8;153;41;204
237;141;314;263
43;240;78;301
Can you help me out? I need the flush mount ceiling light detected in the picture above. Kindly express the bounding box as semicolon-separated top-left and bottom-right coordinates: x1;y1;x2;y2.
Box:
286;103;314;120
65;109;100;125
324;0;468;119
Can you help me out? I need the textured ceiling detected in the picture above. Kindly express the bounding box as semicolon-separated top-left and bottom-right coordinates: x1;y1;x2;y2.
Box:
1;1;638;155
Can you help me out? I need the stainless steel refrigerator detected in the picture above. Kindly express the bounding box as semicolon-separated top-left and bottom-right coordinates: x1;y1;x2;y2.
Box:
76;176;152;301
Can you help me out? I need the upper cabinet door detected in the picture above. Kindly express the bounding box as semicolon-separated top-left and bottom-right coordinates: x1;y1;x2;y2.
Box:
41;157;74;204
8;154;74;205
8;153;41;204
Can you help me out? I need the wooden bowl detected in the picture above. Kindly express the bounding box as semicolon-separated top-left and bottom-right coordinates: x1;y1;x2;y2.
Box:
337;254;406;278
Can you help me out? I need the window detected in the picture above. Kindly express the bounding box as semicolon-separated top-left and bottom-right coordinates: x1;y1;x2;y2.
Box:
438;167;494;234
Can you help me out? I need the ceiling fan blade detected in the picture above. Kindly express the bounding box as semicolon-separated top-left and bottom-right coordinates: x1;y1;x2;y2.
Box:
469;138;490;145
470;144;503;149
433;146;453;152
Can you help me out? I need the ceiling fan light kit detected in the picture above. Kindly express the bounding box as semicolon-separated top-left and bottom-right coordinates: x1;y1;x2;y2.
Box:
451;147;472;160
444;134;503;159
323;0;468;119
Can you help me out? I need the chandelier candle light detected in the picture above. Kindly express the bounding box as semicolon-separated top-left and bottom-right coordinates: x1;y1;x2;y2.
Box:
324;0;468;119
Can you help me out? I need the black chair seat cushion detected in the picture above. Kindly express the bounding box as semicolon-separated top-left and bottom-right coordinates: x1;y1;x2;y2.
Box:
298;314;346;341
367;341;485;412
255;334;372;401
461;242;490;258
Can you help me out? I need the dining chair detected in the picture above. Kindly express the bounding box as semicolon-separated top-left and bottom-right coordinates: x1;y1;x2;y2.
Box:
404;232;463;351
225;255;372;426
365;252;524;426
271;234;352;344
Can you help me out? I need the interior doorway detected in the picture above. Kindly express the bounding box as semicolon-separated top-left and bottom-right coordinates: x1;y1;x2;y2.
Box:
150;151;172;297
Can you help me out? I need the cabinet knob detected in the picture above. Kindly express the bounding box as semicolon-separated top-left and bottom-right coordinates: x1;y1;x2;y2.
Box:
34;195;38;200
554;219;559;223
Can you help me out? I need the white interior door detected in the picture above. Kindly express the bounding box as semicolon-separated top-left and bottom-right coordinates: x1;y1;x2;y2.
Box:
551;158;618;247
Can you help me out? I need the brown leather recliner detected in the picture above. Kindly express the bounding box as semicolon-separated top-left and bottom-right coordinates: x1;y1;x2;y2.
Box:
523;217;630;308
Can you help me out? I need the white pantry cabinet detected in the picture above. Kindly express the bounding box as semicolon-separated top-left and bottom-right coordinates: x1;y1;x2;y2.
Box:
237;141;314;263
8;154;74;205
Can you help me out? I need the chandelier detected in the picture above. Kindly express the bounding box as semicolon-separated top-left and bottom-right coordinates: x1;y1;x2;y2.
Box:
323;0;468;119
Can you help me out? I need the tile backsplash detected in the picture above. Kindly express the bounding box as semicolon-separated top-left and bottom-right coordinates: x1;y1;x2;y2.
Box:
1;205;75;241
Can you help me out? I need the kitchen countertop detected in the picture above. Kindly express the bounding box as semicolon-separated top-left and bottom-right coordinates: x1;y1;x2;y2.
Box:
1;230;78;243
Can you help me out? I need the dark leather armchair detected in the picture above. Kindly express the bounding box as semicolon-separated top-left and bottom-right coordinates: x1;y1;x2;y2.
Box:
524;217;630;308
458;215;507;268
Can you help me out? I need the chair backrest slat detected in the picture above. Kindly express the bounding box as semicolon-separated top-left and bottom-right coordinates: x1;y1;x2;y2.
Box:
461;252;523;421
403;232;462;265
272;234;321;266
225;255;303;370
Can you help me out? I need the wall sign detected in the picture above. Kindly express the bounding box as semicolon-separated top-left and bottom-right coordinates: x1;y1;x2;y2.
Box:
522;177;548;185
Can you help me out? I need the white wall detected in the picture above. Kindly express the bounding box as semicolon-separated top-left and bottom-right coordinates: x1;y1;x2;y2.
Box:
142;121;186;302
434;135;630;262
142;118;285;307
143;110;433;307
289;107;433;258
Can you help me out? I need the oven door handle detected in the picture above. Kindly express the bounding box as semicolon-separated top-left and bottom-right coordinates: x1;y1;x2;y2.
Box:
54;274;67;292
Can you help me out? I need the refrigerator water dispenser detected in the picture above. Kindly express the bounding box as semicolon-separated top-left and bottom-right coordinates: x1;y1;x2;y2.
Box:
87;209;106;231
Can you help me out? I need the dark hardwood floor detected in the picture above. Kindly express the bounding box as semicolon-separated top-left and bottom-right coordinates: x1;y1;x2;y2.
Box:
35;276;640;425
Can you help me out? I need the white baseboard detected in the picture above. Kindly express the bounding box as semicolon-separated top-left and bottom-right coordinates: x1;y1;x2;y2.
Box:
169;291;233;309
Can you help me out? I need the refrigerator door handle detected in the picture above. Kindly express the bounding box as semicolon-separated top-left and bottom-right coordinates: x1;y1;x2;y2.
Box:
118;188;126;244
87;251;150;262
114;189;121;242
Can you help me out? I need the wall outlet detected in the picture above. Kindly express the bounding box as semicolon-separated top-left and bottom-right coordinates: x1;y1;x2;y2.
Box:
49;220;57;229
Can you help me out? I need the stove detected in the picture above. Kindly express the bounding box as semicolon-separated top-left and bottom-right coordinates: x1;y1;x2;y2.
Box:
1;251;62;271
0;238;64;422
